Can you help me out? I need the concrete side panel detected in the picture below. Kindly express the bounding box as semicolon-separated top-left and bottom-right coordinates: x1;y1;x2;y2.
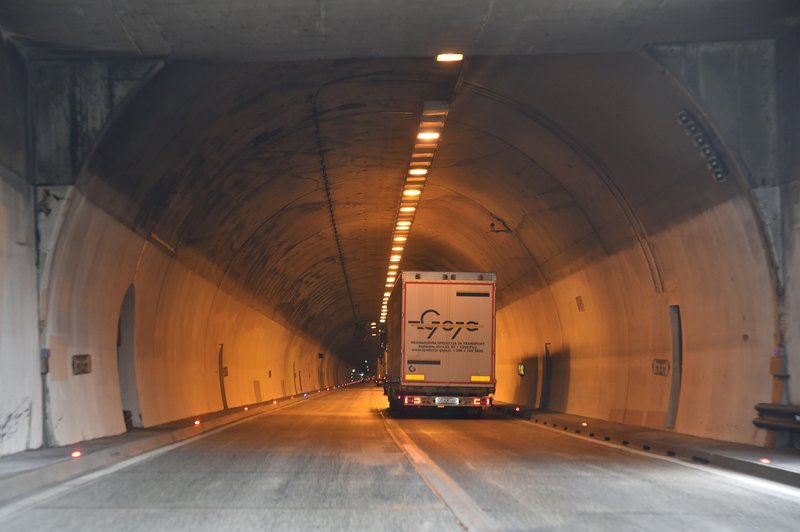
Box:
44;193;141;443
655;197;773;443
0;169;41;456
541;245;670;427
507;195;773;445
201;286;330;409
0;37;26;178
41;190;344;446
0;33;41;457
785;180;800;404
495;288;563;407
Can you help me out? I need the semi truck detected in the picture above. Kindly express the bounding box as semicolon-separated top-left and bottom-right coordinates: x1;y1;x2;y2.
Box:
383;271;496;411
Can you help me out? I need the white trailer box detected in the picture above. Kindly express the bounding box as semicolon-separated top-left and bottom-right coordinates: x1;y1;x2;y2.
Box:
384;271;496;410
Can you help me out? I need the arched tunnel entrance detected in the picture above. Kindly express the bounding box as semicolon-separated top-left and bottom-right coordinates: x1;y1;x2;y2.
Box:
35;52;778;447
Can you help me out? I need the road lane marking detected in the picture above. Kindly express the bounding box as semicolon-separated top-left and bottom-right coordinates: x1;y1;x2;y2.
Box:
379;407;498;531
507;415;800;503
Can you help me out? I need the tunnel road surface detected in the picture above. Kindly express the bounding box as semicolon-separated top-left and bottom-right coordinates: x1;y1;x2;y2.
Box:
2;385;799;531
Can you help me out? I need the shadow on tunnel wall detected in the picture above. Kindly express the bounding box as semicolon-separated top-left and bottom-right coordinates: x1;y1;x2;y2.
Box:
542;345;570;413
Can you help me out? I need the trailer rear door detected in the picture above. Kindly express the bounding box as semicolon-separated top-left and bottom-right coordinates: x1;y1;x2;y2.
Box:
402;280;495;385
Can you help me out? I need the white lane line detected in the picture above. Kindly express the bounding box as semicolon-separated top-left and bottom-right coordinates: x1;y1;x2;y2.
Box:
508;416;800;503
379;407;498;532
0;392;330;522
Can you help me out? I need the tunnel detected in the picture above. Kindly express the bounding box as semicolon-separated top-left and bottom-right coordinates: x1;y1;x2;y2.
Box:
1;4;800;522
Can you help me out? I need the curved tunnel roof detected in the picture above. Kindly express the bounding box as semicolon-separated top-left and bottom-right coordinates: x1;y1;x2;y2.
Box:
77;53;743;363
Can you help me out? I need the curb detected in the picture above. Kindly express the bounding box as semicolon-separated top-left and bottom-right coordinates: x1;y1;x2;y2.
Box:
491;405;800;489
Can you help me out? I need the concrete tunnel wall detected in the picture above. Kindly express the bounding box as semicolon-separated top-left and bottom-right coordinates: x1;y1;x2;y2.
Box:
0;36;42;456
1;43;798;455
40;190;348;444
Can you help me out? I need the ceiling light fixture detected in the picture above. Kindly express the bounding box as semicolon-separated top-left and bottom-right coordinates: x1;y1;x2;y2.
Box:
417;131;440;141
377;101;450;322
436;53;464;62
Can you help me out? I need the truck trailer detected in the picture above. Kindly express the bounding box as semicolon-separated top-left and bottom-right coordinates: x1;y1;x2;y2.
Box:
383;271;496;411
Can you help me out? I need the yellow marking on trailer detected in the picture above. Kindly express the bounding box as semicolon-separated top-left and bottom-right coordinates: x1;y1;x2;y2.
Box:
470;375;491;382
405;374;425;381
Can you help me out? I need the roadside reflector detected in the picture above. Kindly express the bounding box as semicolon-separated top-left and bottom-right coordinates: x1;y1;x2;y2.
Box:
470;375;491;382
760;458;772;464
244;407;249;411
405;374;425;381
273;400;277;404
515;407;520;412
71;450;82;458
581;422;588;427
194;420;201;425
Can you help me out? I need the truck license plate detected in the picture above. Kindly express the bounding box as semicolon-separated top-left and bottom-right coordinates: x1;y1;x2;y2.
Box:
435;397;459;405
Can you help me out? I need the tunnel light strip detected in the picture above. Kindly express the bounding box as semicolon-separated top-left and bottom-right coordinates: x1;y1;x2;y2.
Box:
378;101;450;323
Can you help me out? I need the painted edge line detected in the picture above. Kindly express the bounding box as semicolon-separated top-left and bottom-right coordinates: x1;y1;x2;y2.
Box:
501;413;800;502
378;406;497;531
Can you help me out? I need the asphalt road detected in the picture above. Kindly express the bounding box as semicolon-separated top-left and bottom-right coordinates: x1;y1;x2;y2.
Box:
2;385;799;531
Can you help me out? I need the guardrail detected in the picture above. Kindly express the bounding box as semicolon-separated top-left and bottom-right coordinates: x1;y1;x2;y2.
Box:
753;403;800;432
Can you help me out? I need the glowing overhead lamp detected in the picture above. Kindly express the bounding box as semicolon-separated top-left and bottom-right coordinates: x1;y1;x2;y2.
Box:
436;52;464;62
414;144;438;152
417;131;440;141
376;102;450;315
420;115;446;126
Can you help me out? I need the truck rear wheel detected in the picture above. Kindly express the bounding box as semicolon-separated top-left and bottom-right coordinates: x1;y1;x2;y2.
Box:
388;396;400;411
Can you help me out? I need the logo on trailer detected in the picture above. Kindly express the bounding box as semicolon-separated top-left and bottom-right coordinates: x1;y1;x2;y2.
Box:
408;309;479;340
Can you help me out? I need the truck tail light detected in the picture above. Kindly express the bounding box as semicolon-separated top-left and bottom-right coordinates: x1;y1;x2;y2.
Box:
414;397;421;405
473;398;481;405
404;396;422;405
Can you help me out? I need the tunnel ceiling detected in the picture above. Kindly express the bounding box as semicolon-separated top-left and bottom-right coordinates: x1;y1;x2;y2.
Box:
5;2;799;365
1;1;798;60
77;51;750;364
